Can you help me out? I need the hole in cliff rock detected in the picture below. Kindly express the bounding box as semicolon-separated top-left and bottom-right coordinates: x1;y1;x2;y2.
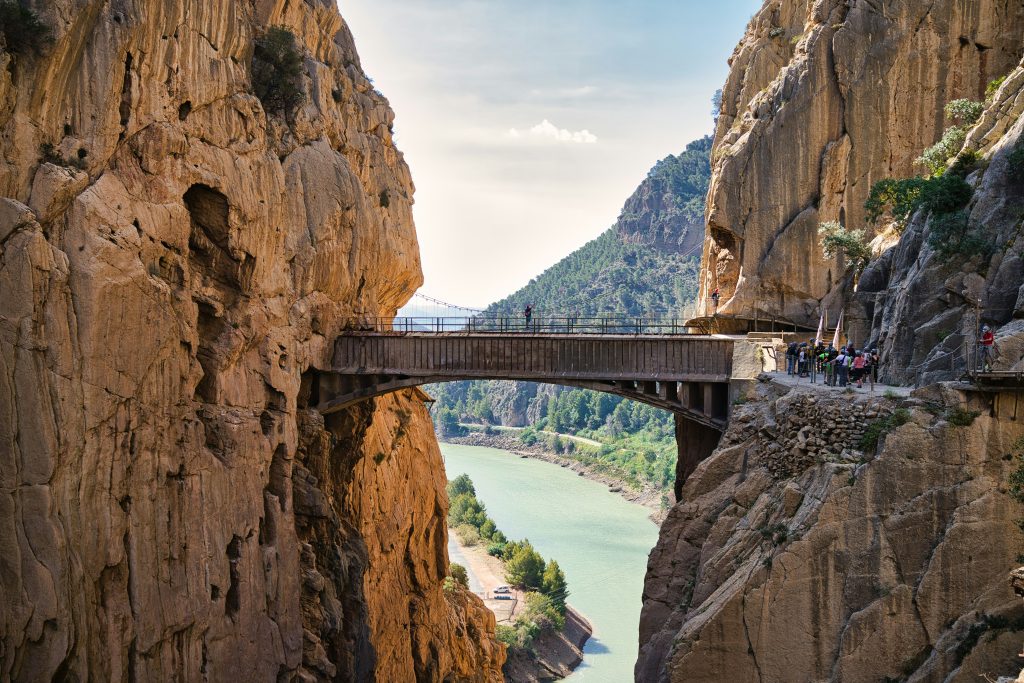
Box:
298;370;319;409
185;184;239;288
195;301;227;403
226;536;242;617
178;101;192;121
210;584;220;600
265;383;286;412
267;444;289;512
260;410;275;437
63;124;72;135
113;13;123;24
119;53;133;133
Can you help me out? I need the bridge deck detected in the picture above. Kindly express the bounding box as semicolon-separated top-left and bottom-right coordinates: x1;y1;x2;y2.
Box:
317;331;739;430
332;332;733;382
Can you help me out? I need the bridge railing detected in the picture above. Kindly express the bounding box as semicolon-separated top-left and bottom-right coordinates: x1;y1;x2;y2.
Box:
345;316;699;335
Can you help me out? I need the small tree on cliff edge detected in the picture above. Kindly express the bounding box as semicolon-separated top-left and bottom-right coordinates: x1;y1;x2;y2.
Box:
252;26;305;119
819;221;871;278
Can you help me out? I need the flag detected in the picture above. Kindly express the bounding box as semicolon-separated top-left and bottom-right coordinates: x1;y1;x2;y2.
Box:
831;311;844;348
814;313;825;346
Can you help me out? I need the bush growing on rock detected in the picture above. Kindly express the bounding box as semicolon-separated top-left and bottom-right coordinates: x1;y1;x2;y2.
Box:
1008;144;1024;184
0;2;51;59
448;563;469;589
819;221;871;272
858;408;911;452
252;26;305;118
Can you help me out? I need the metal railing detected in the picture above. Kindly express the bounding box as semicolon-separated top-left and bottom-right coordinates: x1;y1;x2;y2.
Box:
343;316;701;335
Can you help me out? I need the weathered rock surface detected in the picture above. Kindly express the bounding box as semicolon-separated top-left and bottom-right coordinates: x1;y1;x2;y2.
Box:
0;1;502;680
638;380;1024;682
857;57;1024;385
697;0;1024;329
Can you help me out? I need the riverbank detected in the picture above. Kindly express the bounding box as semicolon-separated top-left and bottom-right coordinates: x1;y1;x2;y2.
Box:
448;532;592;681
442;429;668;523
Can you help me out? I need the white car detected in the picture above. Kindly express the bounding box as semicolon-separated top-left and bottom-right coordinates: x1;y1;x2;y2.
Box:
493;585;511;594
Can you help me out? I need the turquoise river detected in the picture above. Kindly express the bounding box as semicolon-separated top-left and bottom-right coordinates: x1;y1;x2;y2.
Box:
441;443;660;682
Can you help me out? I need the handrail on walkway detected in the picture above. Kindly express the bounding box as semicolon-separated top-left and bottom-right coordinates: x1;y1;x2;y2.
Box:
342;316;700;335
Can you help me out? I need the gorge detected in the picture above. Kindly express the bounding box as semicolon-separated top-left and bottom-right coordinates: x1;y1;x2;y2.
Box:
2;0;1024;682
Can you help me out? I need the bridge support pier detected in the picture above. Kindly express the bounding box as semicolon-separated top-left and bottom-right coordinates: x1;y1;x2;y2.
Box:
673;415;723;503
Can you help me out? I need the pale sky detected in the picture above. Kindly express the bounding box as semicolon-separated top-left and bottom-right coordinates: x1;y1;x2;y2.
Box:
340;0;761;308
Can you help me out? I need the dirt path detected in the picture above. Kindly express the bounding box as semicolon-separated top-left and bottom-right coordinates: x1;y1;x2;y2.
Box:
448;533;524;623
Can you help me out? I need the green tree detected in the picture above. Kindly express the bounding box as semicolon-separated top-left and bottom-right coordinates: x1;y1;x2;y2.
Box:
819;221;871;273
449;563;469;589
448;492;487;528
446;473;475;499
437;407;466;437
0;2;51;59
541;560;568;613
252;26;306;118
505;541;546;590
479;518;497;540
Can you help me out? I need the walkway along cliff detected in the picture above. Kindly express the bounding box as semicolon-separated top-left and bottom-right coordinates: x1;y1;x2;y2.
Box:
638;1;1024;681
0;1;502;680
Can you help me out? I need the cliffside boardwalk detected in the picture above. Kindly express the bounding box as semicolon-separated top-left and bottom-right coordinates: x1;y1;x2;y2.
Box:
317;316;737;431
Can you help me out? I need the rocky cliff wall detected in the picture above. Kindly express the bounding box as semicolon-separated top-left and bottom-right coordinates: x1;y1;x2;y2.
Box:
638;380;1024;682
857;57;1024;385
0;0;502;680
698;0;1024;329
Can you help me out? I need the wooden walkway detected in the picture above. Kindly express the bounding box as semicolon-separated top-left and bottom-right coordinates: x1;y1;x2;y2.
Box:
314;330;738;430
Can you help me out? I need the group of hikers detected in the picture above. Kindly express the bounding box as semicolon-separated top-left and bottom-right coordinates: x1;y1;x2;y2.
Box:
785;341;880;389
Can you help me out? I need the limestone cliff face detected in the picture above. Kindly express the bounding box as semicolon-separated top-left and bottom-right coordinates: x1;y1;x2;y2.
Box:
698;0;1024;329
857;58;1024;385
638;381;1024;682
0;1;502;680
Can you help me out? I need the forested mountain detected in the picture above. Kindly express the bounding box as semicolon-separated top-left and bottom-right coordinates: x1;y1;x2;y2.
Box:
482;135;711;319
431;135;714;497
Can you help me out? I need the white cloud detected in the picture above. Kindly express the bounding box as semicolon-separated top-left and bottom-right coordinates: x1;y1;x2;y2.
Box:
508;119;598;144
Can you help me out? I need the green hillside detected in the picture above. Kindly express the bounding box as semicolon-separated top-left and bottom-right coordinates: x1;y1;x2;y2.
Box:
483;135;711;319
431;135;714;501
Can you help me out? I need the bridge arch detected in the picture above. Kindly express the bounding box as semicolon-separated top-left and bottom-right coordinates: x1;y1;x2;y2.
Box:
313;329;738;431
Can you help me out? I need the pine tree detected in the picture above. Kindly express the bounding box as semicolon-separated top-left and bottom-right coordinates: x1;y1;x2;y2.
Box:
541;560;568;613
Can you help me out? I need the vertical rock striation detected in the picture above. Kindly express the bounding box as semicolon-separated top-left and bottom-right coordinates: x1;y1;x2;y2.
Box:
698;0;1024;329
857;57;1024;384
0;0;502;680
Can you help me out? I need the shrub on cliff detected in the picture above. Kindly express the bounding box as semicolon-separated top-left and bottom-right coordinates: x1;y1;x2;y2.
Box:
858;408;911;452
0;2;51;59
448;563;469;589
252;26;305;118
1008;144;1024;184
819;221;871;273
915;99;983;175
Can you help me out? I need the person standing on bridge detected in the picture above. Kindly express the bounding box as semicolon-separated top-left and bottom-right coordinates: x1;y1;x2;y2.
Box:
979;325;995;371
524;304;533;330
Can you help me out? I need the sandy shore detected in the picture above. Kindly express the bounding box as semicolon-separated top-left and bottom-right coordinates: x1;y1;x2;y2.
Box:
449;532;593;680
448;533;525;623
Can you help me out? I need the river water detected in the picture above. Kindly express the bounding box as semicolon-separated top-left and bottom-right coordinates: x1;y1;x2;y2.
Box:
442;443;659;682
